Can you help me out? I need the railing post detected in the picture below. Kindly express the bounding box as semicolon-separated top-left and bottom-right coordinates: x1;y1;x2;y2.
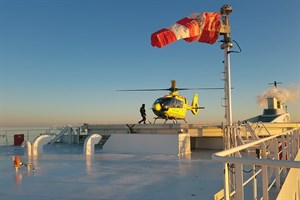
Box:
5;131;8;145
287;133;291;161
253;165;257;200
224;126;229;150
294;130;298;157
281;135;287;175
68;126;72;144
290;131;293;158
261;144;269;200
233;127;238;147
291;131;295;158
223;126;227;150
235;157;244;199
76;128;80;144
298;129;300;148
296;129;298;151
224;163;231;200
27;130;30;141
274;138;281;190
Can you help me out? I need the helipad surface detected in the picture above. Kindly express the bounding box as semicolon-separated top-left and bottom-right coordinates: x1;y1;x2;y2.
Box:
0;145;223;200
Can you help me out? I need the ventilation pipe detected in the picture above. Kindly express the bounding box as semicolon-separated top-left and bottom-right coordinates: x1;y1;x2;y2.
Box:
84;134;102;155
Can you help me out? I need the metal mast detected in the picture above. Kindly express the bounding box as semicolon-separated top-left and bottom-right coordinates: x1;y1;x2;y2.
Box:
220;5;233;126
219;6;235;199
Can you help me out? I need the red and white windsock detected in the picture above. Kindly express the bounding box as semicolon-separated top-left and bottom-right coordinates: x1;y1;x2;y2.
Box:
151;12;221;48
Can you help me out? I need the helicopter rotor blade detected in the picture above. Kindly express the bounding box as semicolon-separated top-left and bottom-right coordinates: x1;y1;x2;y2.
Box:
177;87;226;91
116;89;170;92
117;87;229;92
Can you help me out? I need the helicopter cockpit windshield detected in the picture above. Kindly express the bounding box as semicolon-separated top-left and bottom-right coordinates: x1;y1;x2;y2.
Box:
154;97;183;109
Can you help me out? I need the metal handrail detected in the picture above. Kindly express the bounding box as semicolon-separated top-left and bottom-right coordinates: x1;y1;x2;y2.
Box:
212;127;300;200
213;129;300;168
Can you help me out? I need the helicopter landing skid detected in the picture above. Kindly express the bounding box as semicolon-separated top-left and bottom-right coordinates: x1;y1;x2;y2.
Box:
153;117;187;124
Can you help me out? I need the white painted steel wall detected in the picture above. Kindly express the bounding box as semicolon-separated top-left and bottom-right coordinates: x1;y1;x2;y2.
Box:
277;151;300;200
103;134;191;156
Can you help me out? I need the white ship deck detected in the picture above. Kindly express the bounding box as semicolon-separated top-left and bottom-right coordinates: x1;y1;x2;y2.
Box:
0;144;223;200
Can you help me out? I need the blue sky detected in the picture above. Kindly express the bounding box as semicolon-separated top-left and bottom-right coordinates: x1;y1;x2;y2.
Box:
0;0;299;127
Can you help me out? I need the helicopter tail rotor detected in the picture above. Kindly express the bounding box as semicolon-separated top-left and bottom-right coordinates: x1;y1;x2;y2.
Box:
191;94;200;115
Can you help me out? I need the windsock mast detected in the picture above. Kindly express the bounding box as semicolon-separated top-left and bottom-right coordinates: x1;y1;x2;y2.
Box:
150;4;235;127
220;5;233;126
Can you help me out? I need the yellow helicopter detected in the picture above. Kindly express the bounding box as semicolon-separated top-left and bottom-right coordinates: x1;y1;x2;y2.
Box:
118;80;223;124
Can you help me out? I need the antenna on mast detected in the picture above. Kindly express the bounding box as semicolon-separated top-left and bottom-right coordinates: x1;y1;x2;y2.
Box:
268;81;283;88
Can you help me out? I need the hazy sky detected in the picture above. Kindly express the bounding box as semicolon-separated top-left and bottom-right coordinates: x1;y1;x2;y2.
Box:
1;0;299;127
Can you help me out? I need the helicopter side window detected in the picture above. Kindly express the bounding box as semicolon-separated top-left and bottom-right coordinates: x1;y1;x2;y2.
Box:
167;98;182;108
163;98;172;107
155;97;183;108
157;98;171;109
173;99;183;108
176;99;183;108
169;98;175;107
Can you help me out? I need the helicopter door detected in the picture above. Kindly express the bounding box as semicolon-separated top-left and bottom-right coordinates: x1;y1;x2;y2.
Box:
172;98;183;108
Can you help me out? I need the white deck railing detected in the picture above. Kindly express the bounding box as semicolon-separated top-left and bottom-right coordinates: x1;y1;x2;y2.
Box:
212;127;300;200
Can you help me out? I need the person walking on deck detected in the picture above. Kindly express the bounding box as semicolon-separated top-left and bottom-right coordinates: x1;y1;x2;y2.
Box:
138;104;146;124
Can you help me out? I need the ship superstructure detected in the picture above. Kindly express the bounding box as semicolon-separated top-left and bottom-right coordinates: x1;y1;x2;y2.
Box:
247;97;290;123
